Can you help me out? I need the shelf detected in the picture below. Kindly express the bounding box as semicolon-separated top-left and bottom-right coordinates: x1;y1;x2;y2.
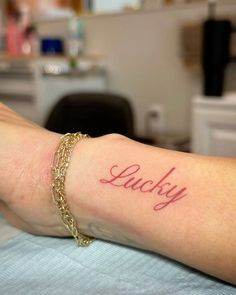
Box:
32;0;236;22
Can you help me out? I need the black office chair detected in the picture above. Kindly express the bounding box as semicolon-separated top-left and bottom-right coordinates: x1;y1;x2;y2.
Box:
45;92;134;138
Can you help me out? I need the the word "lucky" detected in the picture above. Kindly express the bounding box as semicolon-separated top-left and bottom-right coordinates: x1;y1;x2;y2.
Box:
99;164;187;211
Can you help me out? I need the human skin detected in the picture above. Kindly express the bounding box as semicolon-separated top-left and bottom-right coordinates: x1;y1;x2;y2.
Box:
0;102;236;285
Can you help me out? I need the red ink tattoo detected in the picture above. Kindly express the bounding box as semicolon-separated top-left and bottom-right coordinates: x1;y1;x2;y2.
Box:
99;164;187;211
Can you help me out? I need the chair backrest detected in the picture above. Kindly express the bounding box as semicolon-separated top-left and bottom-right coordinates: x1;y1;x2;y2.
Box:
45;92;134;138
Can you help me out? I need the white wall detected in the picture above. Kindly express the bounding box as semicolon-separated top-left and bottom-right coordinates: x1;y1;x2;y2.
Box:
93;0;140;13
37;1;236;136
83;3;236;136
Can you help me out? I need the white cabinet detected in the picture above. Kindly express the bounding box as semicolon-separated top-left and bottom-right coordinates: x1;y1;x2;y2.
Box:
36;71;107;124
0;57;108;125
0;59;38;121
191;94;236;157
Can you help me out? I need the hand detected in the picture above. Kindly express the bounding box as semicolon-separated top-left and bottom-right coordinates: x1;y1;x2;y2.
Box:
0;103;120;241
0;103;68;236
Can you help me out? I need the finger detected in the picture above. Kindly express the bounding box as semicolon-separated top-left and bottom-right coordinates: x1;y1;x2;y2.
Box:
0;113;39;129
0;200;66;237
0;102;12;112
0;110;38;128
0;200;35;233
0;103;41;129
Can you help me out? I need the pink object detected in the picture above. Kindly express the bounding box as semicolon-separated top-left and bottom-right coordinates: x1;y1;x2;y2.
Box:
6;17;24;55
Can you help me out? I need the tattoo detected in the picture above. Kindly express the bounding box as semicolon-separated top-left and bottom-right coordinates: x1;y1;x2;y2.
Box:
100;164;187;211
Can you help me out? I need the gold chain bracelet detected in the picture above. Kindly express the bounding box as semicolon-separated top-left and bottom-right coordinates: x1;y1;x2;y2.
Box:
51;132;94;246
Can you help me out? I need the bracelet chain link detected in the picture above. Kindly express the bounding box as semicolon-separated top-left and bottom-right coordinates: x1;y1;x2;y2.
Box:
51;132;94;246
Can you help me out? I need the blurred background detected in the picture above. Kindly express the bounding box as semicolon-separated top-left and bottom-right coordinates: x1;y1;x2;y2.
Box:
0;0;236;156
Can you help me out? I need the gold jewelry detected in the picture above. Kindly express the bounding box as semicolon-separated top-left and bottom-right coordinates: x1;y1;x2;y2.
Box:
51;132;94;246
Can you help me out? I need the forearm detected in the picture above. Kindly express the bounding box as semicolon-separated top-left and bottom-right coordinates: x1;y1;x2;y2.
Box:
1;101;235;286
66;134;236;284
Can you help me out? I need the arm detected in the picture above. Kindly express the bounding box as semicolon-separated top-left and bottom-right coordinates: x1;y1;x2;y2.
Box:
0;103;235;284
65;134;236;285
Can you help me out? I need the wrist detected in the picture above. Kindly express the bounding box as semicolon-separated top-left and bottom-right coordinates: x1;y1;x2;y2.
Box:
0;127;69;236
66;134;145;248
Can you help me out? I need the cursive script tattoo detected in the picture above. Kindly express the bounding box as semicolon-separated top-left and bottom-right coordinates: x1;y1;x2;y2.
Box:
100;164;187;211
